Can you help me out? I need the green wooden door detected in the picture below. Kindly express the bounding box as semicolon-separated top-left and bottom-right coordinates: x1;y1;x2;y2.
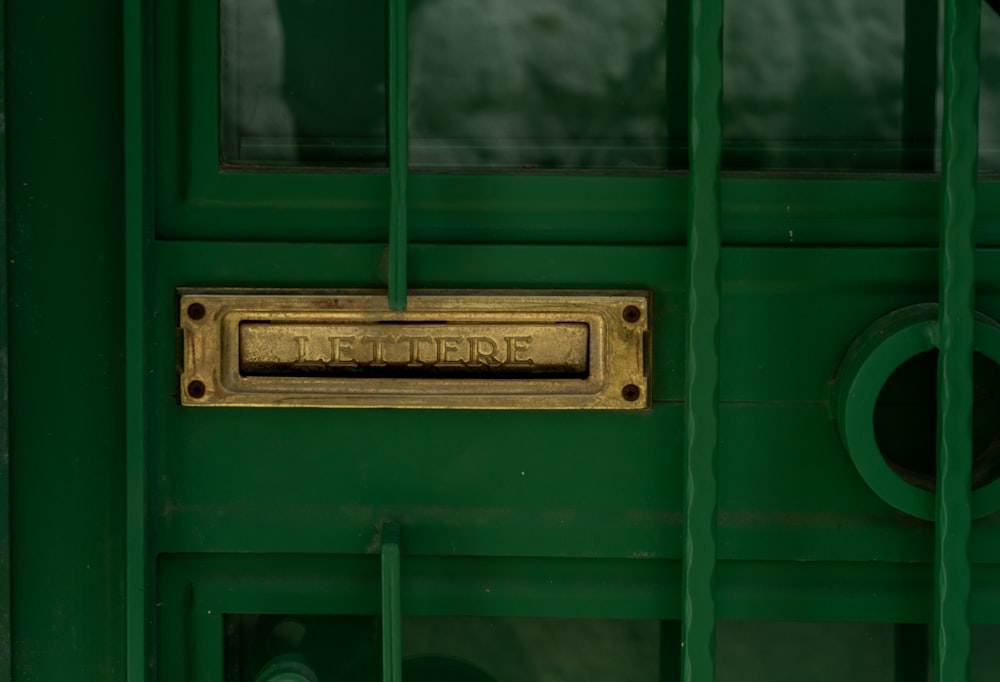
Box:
7;0;1000;681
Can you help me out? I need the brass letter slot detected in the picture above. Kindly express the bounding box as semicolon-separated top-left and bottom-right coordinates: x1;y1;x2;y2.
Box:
239;323;590;378
180;290;649;409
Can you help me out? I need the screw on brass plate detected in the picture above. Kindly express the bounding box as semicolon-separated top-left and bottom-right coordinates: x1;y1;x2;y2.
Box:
622;384;641;402
187;302;206;320
623;305;642;323
187;380;206;399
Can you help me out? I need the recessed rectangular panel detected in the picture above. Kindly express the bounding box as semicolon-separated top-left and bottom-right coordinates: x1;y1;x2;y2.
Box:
179;290;649;409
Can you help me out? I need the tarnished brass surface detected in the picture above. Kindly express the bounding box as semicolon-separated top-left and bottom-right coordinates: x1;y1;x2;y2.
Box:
240;323;590;377
179;290;649;409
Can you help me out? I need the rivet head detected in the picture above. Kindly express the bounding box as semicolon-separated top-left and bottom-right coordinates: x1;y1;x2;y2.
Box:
623;305;642;323
187;380;207;399
622;384;641;402
187;302;206;321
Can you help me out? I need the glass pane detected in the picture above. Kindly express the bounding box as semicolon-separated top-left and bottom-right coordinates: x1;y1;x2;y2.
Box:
717;622;894;681
723;2;916;173
982;3;1000;174
225;615;380;682
224;614;661;681
408;0;676;171
220;0;387;168
973;624;1000;681
403;616;660;681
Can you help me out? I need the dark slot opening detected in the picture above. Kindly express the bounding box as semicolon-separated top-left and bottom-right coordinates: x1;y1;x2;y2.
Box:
873;350;1000;491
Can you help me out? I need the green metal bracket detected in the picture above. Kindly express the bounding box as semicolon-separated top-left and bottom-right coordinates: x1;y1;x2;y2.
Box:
381;523;403;682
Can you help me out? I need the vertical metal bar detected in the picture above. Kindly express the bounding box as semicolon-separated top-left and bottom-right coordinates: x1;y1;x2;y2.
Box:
895;624;929;682
902;0;938;171
682;0;723;678
381;523;403;682
0;0;10;675
388;0;409;311
124;0;149;677
934;0;980;679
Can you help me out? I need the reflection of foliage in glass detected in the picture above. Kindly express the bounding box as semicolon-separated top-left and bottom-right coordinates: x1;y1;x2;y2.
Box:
723;1;907;171
982;4;1000;172
275;1;386;141
221;0;387;166
220;0;1000;172
408;0;670;170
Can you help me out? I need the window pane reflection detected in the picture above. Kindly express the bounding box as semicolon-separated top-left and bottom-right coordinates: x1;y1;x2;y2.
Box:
982;4;1000;174
723;2;912;172
717;622;893;680
224;614;661;681
218;0;996;175
408;0;674;171
220;0;387;167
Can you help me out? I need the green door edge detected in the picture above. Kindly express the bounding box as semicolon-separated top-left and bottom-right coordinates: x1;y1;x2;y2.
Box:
7;0;126;677
124;0;150;678
0;0;11;674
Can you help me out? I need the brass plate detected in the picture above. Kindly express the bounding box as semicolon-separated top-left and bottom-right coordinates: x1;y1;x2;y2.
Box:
179;290;649;409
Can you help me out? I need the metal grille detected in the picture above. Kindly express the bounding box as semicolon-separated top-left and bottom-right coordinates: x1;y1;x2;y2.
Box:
375;0;984;679
117;0;994;680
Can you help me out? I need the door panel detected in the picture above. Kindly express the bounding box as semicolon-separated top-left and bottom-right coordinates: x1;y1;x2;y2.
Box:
7;0;1000;680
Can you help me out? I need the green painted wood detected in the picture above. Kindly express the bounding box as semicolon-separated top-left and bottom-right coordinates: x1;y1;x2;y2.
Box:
124;0;150;677
7;0;126;677
933;0;981;679
143;243;1000;567
389;0;409;310
149;172;1000;248
6;1;1000;679
682;0;724;678
154;553;1000;626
